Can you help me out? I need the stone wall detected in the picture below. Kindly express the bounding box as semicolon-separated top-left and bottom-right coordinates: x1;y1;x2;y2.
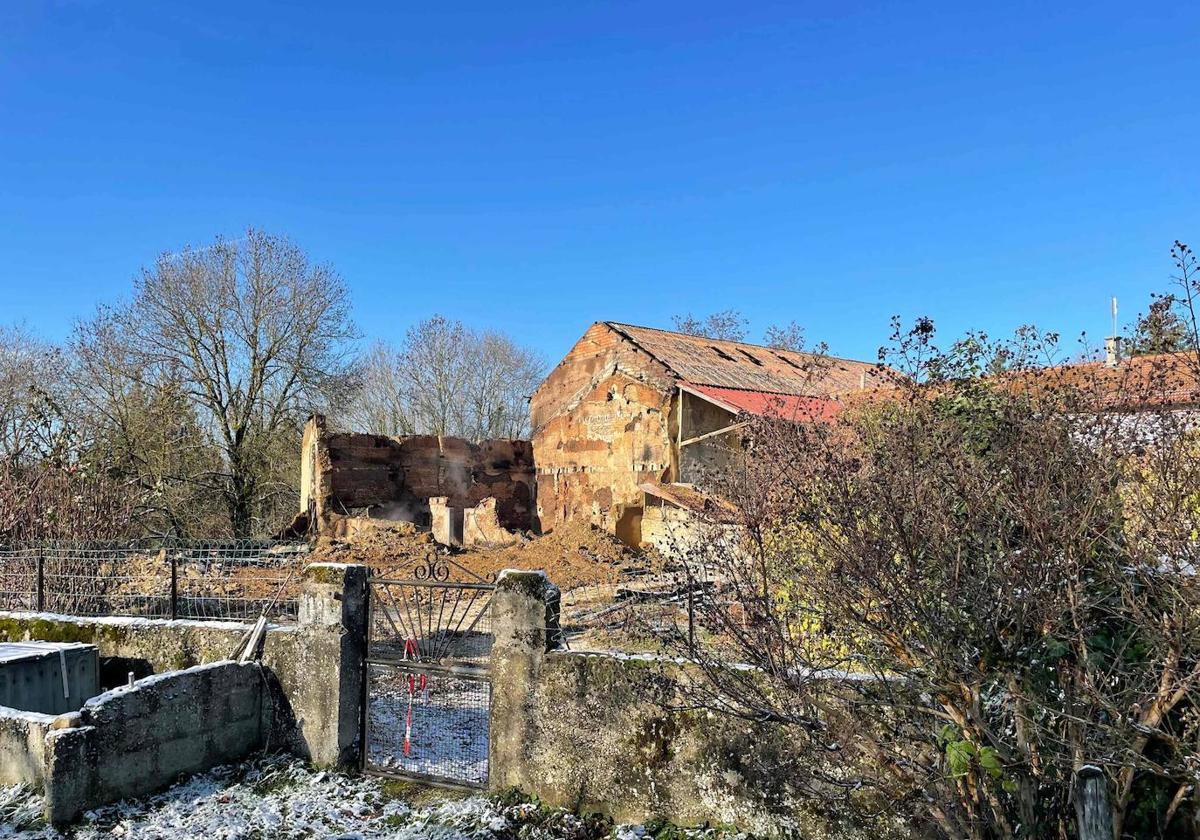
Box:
530;322;678;544
300;415;535;532
43;661;270;824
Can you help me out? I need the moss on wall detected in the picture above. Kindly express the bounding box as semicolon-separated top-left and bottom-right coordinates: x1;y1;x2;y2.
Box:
494;651;908;839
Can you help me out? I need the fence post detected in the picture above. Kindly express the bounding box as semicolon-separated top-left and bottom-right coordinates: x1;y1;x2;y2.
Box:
166;548;177;621
1075;765;1114;840
36;553;45;612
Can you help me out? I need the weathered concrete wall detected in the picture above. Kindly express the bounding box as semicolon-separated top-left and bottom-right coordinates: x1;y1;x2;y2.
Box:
43;661;269;824
0;562;369;773
0;706;53;785
301;415;535;532
488;571;866;837
530;323;678;544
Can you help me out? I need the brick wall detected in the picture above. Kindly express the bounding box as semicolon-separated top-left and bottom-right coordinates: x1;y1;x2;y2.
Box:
301;416;535;532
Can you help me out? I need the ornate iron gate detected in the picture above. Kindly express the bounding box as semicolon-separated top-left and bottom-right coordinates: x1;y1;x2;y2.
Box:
362;556;495;788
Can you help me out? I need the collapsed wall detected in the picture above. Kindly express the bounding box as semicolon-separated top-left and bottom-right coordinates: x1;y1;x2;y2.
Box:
300;415;536;534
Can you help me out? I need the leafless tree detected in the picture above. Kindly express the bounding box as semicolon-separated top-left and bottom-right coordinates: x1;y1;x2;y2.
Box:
0;324;68;464
339;340;414;437
763;320;807;351
672;309;749;341
73;229;358;537
341;316;544;440
458;330;544;439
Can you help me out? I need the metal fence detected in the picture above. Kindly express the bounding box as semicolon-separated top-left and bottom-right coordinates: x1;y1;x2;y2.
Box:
0;540;309;623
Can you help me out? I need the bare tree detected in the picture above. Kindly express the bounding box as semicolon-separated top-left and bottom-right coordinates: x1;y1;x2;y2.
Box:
73;229;358;537
394;315;472;438
458;330;544;439
672;309;749;341
0;324;68;464
339;340;414;437
763;320;807;351
341;316;544;440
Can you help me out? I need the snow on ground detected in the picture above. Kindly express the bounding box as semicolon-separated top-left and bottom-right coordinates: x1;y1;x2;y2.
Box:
366;666;489;786
0;756;747;840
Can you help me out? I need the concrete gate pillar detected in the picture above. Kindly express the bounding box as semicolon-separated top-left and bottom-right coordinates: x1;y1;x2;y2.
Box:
292;562;369;768
487;569;561;791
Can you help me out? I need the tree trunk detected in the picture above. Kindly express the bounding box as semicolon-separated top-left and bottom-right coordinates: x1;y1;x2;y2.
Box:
1075;766;1114;840
226;466;255;539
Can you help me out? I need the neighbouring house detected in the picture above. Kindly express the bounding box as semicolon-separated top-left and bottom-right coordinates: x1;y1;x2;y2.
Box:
529;322;881;547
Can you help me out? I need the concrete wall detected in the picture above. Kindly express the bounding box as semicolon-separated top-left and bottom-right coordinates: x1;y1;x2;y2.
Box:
0;563;368;773
0;642;98;715
488;571;878;838
0;706;53;785
43;661;269;824
301;415;535;532
530;322;678;543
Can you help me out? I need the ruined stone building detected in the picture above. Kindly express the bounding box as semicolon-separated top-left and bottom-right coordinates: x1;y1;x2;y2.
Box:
529;322;880;547
299;415;535;538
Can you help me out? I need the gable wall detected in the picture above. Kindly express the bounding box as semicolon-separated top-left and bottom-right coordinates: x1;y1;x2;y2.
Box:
530;323;678;542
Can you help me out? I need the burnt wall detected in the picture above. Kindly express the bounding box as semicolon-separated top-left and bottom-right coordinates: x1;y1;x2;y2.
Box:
301;417;535;532
530;323;677;544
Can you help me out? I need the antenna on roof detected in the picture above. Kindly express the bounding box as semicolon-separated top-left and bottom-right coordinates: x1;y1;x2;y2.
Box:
1106;296;1122;368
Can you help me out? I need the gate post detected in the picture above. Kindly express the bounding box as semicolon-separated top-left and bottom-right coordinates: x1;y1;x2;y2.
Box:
291;562;369;768
487;570;561;792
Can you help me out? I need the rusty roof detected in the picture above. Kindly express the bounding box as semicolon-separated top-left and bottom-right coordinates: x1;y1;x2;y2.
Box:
639;482;741;523
682;383;842;421
606;322;880;397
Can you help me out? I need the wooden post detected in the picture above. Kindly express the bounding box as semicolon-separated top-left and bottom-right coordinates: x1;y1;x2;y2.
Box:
1075;765;1114;840
36;553;45;612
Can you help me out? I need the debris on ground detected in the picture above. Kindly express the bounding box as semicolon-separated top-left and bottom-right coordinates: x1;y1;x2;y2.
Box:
309;520;645;591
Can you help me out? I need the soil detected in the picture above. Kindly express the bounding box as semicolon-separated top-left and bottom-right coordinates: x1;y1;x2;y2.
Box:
308;519;643;590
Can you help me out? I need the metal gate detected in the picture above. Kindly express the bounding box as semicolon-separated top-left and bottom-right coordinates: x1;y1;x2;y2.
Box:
362;556;495;788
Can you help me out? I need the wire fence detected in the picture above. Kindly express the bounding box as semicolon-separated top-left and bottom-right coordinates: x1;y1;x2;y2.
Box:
0;540;309;623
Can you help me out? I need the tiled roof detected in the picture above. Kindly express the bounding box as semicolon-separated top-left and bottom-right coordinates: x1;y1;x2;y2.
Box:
1032;352;1200;409
606;322;880;397
837;352;1200;412
682;383;842;421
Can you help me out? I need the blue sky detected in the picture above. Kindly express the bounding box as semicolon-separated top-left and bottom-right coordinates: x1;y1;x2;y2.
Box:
1;1;1197;365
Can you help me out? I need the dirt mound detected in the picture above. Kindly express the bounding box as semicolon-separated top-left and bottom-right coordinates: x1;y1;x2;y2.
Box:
453;521;636;589
309;518;639;590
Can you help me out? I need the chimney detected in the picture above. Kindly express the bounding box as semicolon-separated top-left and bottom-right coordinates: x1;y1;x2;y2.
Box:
1105;335;1122;368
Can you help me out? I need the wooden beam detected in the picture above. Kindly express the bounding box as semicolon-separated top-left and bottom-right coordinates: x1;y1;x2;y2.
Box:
680;421;750;448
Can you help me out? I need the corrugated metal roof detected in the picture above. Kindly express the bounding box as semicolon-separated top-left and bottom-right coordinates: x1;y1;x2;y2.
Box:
683;383;842;421
639;482;740;522
606;322;879;396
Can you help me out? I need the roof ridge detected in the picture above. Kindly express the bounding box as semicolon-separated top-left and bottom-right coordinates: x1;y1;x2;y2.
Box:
603;320;876;367
602;321;680;379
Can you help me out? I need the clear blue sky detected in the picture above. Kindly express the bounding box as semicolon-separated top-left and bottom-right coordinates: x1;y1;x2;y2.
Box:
1;2;1197;365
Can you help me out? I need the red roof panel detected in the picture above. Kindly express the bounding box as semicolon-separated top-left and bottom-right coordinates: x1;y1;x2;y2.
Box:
683;383;842;422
